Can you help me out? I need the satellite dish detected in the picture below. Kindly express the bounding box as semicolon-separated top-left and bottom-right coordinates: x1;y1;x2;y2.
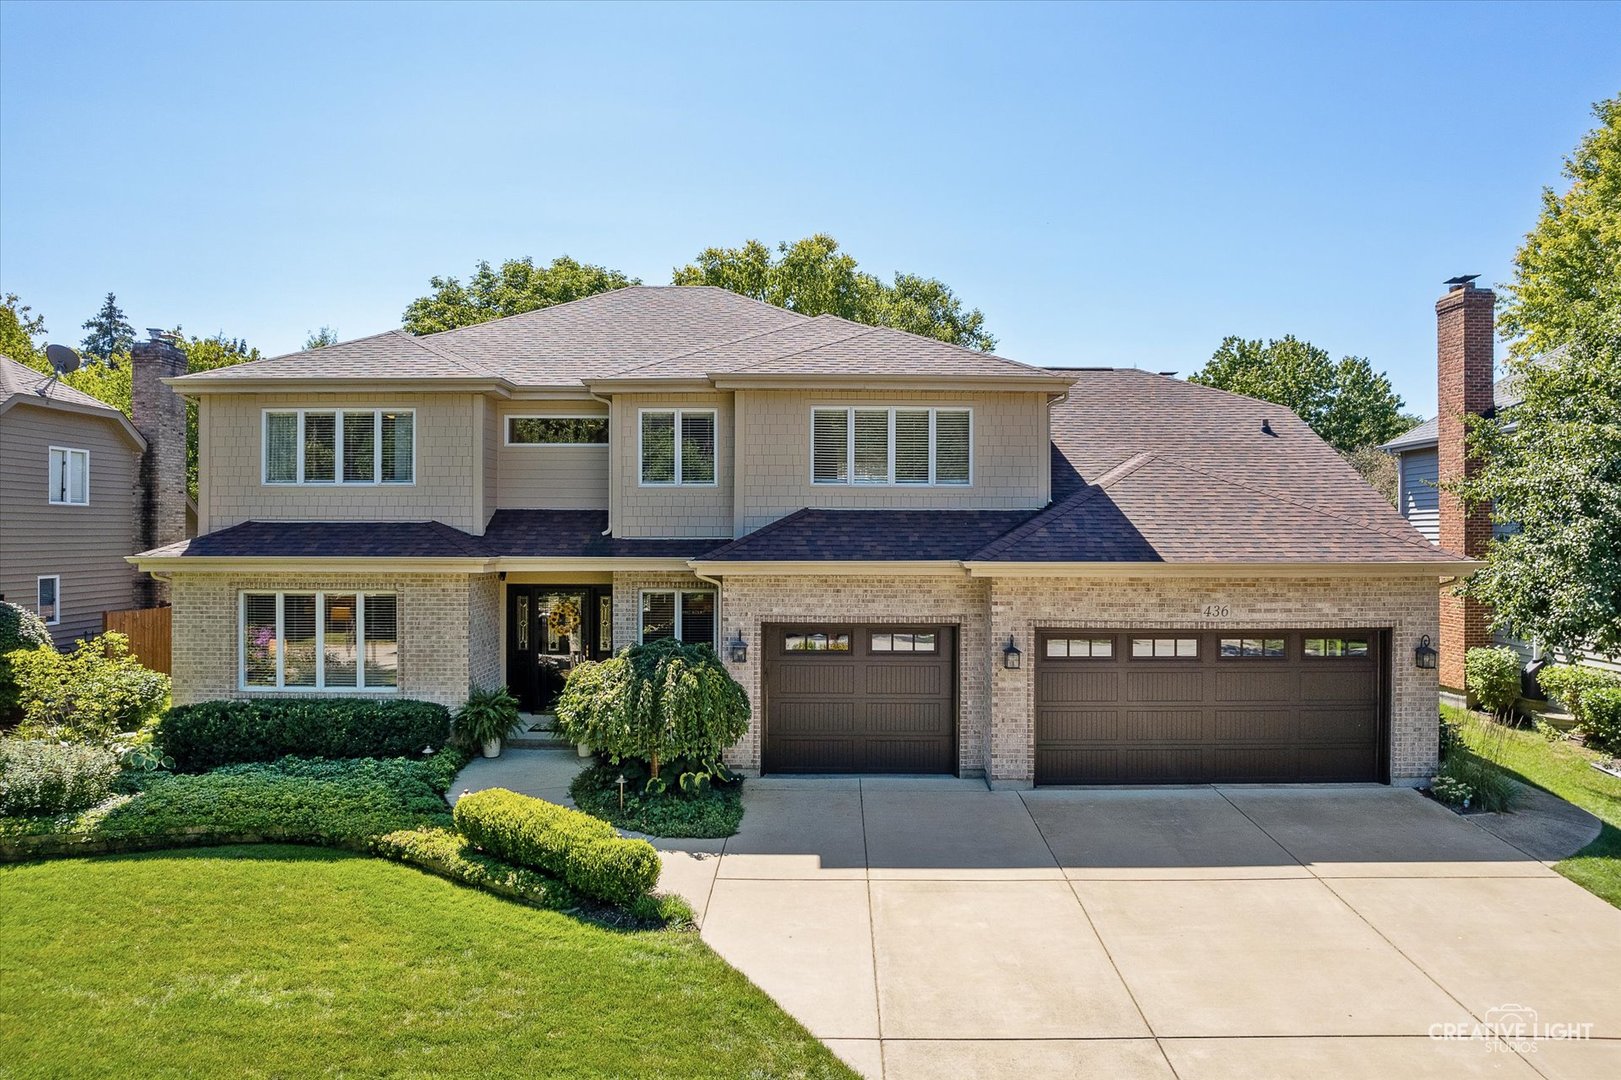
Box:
45;344;82;374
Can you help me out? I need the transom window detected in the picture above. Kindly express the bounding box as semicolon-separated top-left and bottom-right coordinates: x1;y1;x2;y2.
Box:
506;416;609;445
48;447;89;505
640;409;716;485
639;590;716;646
1220;638;1286;658
1131;637;1199;658
1046;637;1114;658
241;592;398;691
1305;637;1370;658
785;630;851;652
870;630;937;653
811;407;971;486
37;575;60;626
263;409;414;485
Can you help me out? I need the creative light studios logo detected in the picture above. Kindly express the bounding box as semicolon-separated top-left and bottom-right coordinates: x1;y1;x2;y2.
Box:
1430;1004;1594;1053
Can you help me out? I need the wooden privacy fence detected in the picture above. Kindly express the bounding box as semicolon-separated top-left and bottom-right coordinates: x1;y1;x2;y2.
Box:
103;605;172;674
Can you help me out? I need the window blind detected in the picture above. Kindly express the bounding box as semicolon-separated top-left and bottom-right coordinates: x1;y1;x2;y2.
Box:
854;409;890;483
265;413;298;483
302;413;337;483
894;410;931;484
934;410;970;484
812;409;849;483
380;413;413;483
641;412;676;484
679;412;716;483
342;414;376;483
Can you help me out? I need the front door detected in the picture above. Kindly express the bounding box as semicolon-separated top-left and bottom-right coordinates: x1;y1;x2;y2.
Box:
506;587;613;713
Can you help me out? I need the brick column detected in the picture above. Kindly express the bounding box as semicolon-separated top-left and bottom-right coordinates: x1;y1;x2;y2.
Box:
131;333;189;605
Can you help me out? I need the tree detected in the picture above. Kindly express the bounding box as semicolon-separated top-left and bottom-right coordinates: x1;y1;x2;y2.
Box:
178;332;262;500
1188;335;1409;454
80;292;135;362
1;293;46;359
672;234;997;351
401;256;638;334
303;326;338;350
1455;96;1621;658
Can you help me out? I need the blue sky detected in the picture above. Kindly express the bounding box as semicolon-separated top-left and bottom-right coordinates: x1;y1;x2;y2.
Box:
1;1;1615;416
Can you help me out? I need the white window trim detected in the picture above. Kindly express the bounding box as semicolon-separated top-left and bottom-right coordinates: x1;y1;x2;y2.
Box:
637;408;718;487
37;575;61;626
238;591;398;692
504;414;611;447
809;406;973;487
261;408;416;486
47;446;90;505
637;589;717;645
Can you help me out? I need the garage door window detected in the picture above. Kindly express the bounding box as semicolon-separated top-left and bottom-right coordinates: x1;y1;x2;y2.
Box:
1219;637;1286;658
785;630;851;652
1306;637;1369;658
1131;637;1198;658
870;630;937;653
1045;637;1113;658
639;590;716;647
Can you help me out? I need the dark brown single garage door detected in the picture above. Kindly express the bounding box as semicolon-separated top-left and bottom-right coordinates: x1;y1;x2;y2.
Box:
763;624;957;774
1036;630;1386;784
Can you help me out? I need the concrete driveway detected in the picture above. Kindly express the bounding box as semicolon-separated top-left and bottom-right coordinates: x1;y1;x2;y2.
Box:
655;779;1621;1080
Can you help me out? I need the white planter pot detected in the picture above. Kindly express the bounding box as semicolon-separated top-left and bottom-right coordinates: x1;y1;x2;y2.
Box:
481;738;501;759
577;742;592;758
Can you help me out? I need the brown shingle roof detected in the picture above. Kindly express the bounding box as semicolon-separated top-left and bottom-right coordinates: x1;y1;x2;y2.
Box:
170;330;489;383
698;508;1038;562
0;354;126;412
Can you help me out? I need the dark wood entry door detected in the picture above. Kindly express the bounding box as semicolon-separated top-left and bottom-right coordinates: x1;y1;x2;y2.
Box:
506;586;613;713
763;623;957;774
1035;629;1387;785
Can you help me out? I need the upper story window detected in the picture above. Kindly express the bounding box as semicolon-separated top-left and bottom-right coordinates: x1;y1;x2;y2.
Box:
811;407;971;486
507;416;609;445
639;409;716;486
263;409;414;485
48;447;89;505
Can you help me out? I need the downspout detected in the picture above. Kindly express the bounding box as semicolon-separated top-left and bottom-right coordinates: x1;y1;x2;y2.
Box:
589;390;615;535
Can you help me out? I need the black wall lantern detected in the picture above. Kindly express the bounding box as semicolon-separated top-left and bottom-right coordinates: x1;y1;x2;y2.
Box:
728;631;748;664
1002;635;1022;670
1414;635;1437;670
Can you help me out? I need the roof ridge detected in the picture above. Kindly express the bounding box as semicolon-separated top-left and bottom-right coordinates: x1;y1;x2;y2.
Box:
967;452;1156;560
725;324;883;373
392;329;493;378
420;284;647;341
695;507;811;560
603;313;830;379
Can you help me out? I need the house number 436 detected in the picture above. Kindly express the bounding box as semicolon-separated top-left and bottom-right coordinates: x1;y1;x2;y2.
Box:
1202;604;1232;619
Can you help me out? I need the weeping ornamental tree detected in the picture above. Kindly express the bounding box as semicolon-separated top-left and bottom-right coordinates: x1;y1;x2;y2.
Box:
553;639;750;780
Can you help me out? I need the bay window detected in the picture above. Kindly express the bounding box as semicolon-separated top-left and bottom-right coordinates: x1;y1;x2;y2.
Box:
241;591;398;690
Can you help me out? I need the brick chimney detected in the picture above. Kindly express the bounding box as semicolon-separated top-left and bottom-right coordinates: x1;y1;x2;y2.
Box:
130;330;189;605
1435;279;1496;698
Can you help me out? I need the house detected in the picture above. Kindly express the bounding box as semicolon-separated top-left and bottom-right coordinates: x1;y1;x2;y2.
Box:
1382;281;1618;695
131;285;1468;789
0;341;189;646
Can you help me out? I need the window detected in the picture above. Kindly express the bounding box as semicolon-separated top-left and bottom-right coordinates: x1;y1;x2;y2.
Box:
240;592;398;690
639;409;716;485
1220;638;1286;658
785;631;851;652
638;590;716;646
870;630;937;653
1131;637;1199;658
1046;637;1113;658
263;410;414;485
1305;637;1370;658
36;576;60;625
47;447;89;505
811;407;971;485
507;416;609;445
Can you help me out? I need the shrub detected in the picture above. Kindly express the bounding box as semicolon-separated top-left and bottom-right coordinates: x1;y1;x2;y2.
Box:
569;760;743;839
8;632;169;744
416;745;472;794
554;638;749;781
453;686;522;747
1536;664;1620;726
1464;647;1522;719
0;738;119;816
0;601;53;722
1580;685;1621;755
373;826;576;910
157;698;452;772
1432;751;1517;813
1438;713;1464;762
453;787;660;905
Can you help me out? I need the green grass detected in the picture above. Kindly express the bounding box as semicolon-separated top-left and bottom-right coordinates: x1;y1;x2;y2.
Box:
570;762;744;838
1447;704;1621;908
0;845;852;1079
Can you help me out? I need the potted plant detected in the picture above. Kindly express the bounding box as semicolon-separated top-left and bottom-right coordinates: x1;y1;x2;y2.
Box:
455;686;522;758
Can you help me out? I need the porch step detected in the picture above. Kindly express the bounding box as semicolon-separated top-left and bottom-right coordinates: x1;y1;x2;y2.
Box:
509;712;577;750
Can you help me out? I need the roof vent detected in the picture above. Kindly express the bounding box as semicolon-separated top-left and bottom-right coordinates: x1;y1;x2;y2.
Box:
1261;419;1278;437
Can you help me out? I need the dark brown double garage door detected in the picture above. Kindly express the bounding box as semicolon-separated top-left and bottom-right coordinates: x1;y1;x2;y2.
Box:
1036;629;1387;785
763;623;957;774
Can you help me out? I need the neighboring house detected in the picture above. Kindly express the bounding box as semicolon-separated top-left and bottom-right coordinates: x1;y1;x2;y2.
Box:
132;286;1468;789
0;345;189;646
1382;283;1617;690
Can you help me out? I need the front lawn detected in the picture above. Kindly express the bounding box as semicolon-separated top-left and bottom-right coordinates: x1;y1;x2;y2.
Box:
1447;704;1621;908
0;845;852;1079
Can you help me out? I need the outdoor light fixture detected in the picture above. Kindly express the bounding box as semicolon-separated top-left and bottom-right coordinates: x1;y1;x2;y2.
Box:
728;631;749;664
1003;635;1022;670
1415;635;1438;670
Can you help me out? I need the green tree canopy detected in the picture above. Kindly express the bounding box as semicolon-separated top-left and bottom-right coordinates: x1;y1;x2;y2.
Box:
672;234;996;351
1188;335;1409;453
1458;96;1621;657
80;292;135;362
401;256;639;334
303;326;338;350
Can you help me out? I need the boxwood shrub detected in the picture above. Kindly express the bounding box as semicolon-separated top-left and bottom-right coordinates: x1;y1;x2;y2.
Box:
453;787;660;906
157;699;452;772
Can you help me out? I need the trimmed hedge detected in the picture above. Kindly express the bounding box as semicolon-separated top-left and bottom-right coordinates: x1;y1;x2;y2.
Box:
454;788;660;906
0;738;119;816
157;699;452;772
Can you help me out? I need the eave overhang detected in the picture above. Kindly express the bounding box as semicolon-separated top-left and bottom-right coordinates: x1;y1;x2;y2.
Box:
960;559;1482;578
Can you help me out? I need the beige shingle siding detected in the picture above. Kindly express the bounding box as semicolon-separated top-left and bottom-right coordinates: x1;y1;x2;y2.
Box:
493;401;609;511
611;392;733;538
0;402;141;646
200;391;484;533
734;389;1051;535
